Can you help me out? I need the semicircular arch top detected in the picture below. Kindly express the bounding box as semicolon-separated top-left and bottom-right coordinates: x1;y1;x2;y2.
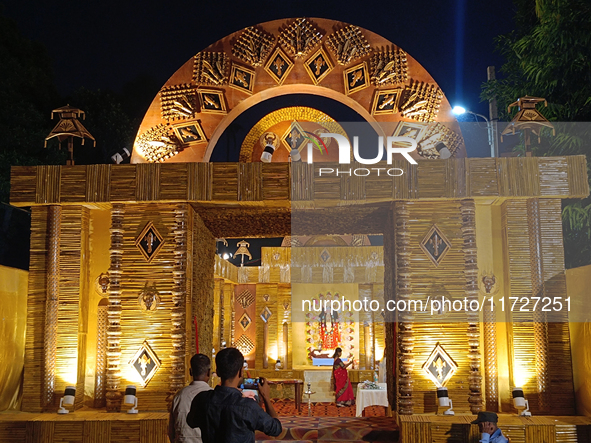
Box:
131;17;465;164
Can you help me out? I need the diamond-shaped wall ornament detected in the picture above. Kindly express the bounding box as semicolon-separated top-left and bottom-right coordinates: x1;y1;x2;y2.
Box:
129;341;161;387
135;222;165;263
320;249;331;263
236;289;255;309
234;334;255;355
422;343;458;387
420;225;452;267
239;312;252;331
260;306;272;323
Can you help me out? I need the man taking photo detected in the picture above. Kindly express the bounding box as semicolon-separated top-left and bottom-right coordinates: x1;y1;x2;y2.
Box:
186;348;282;443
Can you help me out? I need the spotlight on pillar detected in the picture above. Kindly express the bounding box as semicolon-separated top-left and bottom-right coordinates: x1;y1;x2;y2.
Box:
437;387;454;415
435;142;452;159
260;132;278;163
512;387;531;416
124;385;139;414
111;147;131;164
290;147;301;162
57;386;76;414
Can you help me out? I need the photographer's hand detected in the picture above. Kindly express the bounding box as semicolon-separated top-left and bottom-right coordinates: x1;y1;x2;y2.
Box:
258;377;278;419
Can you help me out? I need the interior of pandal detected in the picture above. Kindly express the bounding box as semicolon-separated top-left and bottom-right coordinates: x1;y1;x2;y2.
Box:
2;17;591;443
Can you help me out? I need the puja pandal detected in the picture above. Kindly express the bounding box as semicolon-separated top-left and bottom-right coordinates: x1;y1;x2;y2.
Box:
3;17;590;443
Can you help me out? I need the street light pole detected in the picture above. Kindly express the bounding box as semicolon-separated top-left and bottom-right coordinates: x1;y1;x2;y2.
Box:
487;66;500;158
452;106;496;158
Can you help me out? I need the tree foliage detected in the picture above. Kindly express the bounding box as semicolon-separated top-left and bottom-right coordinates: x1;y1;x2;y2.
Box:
0;11;64;203
483;0;591;268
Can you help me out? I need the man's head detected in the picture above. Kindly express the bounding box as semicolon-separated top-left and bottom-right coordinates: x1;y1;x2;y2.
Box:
471;411;499;433
215;348;244;382
190;354;211;382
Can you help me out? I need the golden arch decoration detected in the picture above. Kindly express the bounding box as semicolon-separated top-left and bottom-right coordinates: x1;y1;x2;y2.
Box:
239;106;350;163
132;17;465;163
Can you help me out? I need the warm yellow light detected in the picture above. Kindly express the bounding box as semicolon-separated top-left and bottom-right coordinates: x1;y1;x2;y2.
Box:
120;364;144;386
56;358;79;386
375;346;385;362
513;365;533;388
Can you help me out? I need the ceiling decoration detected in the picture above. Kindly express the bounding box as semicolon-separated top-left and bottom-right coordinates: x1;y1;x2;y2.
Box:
197;89;227;114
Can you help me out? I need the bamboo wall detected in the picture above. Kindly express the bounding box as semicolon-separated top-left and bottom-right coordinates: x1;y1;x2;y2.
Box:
118;203;177;409
405;201;477;414
22;206;49;412
10;157;589;208
190;207;216;370
12;157;587;415
502;199;575;415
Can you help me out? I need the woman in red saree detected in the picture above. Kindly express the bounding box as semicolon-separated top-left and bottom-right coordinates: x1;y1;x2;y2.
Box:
331;347;355;407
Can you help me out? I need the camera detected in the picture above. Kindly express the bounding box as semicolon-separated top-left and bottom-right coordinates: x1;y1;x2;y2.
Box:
242;378;260;390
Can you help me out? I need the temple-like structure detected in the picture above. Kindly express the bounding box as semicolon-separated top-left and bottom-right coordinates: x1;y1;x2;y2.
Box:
3;17;591;443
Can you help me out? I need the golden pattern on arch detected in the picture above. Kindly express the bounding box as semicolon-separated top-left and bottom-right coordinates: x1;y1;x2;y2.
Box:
304;46;334;85
343;61;369;95
193;52;228;86
232;26;275;67
369;46;408;86
159;83;198;121
264;46;294;85
197;89;227;114
230;64;256;95
239;106;347;162
277;17;323;58
325;25;371;65
371;88;402;115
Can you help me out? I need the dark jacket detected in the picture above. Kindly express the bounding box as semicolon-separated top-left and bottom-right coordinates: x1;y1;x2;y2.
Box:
186;385;282;443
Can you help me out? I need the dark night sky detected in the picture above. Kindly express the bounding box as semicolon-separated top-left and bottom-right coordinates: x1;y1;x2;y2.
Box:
2;0;516;117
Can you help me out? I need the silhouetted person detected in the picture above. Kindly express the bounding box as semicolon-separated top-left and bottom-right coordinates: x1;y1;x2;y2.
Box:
169;354;212;443
186;348;282;443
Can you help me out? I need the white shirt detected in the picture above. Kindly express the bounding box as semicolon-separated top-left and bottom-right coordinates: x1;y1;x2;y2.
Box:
169;380;212;443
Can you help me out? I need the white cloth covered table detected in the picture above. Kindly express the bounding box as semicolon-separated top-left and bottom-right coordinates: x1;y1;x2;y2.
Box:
355;382;388;417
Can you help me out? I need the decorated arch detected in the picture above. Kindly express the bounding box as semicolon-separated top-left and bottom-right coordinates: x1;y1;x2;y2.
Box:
132;17;466;163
